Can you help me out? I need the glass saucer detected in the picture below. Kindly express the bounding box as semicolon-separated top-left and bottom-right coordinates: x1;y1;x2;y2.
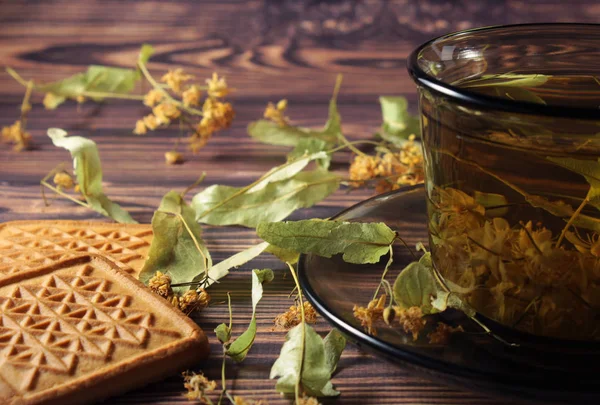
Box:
298;184;600;404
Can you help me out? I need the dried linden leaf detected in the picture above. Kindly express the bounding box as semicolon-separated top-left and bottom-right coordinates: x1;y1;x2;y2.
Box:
47;128;136;223
257;220;396;264
193;170;340;228
200;242;269;288
225;269;274;362
378;96;421;144
247;75;342;148
270;324;346;397
139;191;211;294
392;253;438;314
287;138;331;170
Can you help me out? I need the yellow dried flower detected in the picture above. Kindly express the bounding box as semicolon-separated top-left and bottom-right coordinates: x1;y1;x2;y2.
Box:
148;271;172;298
161;68;194;93
76;95;86;104
182;370;217;402
427;322;464;345
153;102;181;125
189;98;235;152
397;306;426;341
206;72;230;98
274;301;318;330
143;89;164;107
43;92;63;109
53;172;74;190
182;85;202;107
297;395;321;405
352;295;386;335
264;99;289;127
1;120;31;151
142;114;160;130
165;151;184;165
133;119;147;135
233;396;269;405
174;288;210;314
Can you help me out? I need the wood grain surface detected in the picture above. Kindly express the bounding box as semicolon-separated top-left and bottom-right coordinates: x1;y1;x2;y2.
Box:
1;1;599;404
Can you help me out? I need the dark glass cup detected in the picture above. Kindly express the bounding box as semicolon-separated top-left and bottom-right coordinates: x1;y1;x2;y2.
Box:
408;24;600;341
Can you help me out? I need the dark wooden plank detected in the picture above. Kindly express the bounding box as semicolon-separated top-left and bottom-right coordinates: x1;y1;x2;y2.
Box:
1;1;599;404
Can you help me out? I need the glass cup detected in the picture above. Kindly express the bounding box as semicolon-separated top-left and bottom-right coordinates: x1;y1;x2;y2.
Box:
407;24;600;341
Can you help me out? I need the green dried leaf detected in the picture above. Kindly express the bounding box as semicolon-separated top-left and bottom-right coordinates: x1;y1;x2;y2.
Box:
270;323;345;397
257;220;396;264
193;170;340;228
47;128;136;223
265;244;300;265
138;43;155;66
431;291;476;317
247;120;336;147
139;191;211;294
215;323;231;345
323;329;346;375
287;138;331;170
392;253;438;314
200;242;269;288
474;190;509;217
247;75;342;148
226;269;274;362
494;86;546;105
39;66;138;108
461;73;549;89
249;152;329;193
378;96;420;144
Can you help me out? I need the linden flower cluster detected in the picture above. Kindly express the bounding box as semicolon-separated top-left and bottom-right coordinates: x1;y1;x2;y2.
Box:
182;371;217;403
349;135;424;193
352;295;427;340
148;271;210;314
133;70;234;160
1;120;31;151
430;186;600;340
274;301;317;330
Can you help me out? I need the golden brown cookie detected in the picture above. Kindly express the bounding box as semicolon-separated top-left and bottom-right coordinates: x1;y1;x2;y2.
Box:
0;220;153;279
0;255;209;405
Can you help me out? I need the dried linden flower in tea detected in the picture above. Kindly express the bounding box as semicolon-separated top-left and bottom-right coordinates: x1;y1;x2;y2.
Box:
352;295;386;335
427;322;464;345
274;301;317;330
52;172;74;190
182;370;217;402
264;99;289;127
161;68;194;94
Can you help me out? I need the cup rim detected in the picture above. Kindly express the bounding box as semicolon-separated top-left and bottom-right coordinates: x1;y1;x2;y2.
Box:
407;23;600;120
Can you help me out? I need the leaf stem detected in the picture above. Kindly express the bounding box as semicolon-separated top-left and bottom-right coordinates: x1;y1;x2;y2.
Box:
81;90;145;100
373;244;394;299
181;172;207;198
137;61;203;115
557;196;589;247
175;211;211;272
287;262;305;404
41;180;91;209
6;67;30;87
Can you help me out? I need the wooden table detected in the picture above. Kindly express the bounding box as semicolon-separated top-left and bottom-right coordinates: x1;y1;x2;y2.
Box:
1;1;598;404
